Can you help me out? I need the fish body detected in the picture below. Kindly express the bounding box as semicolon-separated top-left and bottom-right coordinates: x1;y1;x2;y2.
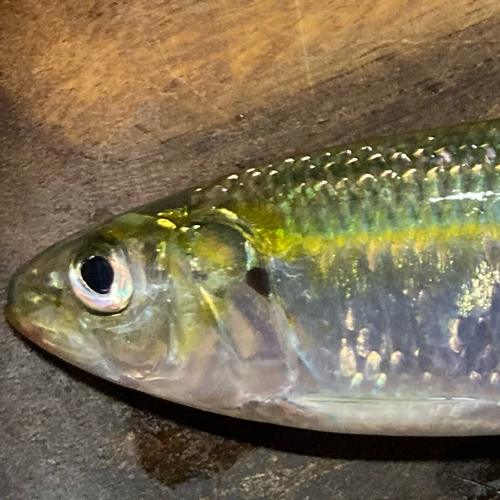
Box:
7;120;500;435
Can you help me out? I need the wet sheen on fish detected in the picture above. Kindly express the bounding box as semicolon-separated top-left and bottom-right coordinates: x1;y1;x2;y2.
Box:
7;120;500;436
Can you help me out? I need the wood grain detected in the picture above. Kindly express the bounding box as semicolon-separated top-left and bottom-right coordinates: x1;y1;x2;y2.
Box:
0;0;498;151
3;1;500;499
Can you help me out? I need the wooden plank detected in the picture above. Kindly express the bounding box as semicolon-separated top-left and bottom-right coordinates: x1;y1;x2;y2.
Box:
1;0;498;151
2;1;500;499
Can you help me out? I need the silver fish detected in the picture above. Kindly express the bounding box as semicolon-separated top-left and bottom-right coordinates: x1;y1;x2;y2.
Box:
7;120;500;436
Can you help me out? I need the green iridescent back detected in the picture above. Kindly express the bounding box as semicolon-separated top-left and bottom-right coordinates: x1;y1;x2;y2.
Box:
173;121;500;406
10;120;500;436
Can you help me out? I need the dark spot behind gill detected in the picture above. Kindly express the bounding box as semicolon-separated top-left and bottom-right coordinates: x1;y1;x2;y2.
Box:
245;267;271;297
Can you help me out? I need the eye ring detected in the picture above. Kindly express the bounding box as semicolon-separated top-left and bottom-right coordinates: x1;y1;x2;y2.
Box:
69;248;133;314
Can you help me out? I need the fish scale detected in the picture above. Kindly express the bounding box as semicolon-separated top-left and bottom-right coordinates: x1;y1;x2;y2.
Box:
8;120;500;435
196;127;500;241
190;121;500;411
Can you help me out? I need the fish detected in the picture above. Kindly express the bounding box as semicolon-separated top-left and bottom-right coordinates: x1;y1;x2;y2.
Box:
7;120;500;436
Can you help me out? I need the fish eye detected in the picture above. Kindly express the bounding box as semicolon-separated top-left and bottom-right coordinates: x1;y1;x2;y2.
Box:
69;249;133;314
81;256;114;294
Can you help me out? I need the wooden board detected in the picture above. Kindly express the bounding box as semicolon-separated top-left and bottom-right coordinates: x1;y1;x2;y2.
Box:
3;1;500;498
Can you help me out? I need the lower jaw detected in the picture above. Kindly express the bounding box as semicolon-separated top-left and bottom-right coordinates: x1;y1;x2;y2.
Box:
4;305;43;346
5;307;85;365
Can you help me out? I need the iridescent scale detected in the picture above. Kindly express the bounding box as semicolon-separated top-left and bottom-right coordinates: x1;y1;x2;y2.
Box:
11;121;500;435
185;122;500;410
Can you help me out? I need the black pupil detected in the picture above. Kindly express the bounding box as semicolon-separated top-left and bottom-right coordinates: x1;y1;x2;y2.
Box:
80;256;114;294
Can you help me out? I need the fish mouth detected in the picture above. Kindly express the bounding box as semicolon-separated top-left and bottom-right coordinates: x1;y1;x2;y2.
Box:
4;300;52;351
5;269;121;382
4;272;25;336
5;269;71;358
4;303;20;333
4;264;41;346
5;295;107;379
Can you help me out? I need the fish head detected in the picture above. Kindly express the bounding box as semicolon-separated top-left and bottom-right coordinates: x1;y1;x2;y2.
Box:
5;213;178;381
4;210;268;405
